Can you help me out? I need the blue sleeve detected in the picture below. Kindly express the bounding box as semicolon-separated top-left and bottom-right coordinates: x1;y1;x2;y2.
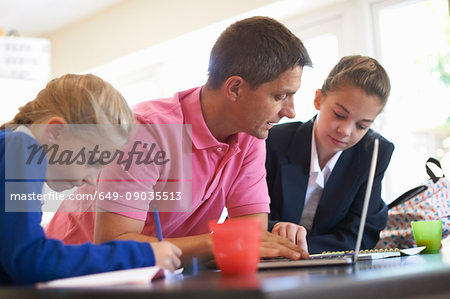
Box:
0;132;156;285
0;211;156;284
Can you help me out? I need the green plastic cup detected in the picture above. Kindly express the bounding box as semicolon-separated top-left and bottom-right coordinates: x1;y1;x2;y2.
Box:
411;220;442;254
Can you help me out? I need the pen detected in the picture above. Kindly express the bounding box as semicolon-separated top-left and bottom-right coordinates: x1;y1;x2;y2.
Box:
192;257;198;275
153;207;163;241
154;207;176;277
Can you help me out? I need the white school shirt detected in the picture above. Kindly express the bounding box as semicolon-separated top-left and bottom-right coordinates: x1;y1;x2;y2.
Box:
14;125;36;138
299;125;342;232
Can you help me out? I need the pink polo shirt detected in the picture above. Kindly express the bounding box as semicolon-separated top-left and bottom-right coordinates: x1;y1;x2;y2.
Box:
45;86;270;243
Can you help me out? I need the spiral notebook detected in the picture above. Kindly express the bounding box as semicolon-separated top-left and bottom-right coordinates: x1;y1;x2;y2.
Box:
259;138;383;269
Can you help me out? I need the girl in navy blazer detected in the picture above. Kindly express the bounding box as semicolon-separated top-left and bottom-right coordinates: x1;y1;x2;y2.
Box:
266;55;394;253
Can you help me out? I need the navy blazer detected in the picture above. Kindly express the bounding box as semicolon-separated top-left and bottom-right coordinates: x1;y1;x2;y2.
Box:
266;119;394;253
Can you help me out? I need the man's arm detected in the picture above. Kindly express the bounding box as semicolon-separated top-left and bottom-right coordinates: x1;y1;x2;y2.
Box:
95;211;308;263
94;212;213;263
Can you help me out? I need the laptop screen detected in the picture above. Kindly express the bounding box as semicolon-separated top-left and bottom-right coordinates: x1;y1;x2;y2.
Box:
353;138;379;262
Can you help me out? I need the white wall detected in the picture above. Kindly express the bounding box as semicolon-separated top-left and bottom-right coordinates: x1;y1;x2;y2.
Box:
46;0;279;76
45;0;346;76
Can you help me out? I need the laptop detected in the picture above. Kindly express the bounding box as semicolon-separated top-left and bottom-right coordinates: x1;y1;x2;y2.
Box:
258;138;396;269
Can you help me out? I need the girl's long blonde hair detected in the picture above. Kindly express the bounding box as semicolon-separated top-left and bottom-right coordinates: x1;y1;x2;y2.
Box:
1;74;134;143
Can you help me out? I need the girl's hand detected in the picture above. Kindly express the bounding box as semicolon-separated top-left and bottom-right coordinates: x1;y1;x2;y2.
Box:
151;241;182;272
271;222;308;253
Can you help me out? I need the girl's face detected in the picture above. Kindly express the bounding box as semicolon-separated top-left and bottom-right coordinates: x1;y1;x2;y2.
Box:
313;84;383;165
45;131;123;192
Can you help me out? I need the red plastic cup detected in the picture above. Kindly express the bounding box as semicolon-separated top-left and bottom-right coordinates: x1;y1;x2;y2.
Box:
209;218;261;276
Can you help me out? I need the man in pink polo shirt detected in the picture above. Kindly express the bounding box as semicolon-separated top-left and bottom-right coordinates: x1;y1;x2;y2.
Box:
46;16;312;262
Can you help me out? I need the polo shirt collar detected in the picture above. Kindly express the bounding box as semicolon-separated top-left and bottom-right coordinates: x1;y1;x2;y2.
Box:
183;86;239;150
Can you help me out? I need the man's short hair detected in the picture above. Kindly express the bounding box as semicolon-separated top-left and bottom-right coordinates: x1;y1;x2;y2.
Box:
206;16;312;89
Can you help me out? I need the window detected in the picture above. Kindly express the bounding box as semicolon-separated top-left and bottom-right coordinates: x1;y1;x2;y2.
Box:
373;0;450;199
287;32;340;123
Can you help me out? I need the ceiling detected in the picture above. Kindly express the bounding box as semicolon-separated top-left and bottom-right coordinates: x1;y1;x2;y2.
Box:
0;0;123;37
0;0;344;38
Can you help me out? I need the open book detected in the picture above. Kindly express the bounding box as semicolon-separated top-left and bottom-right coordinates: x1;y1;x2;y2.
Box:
36;266;161;288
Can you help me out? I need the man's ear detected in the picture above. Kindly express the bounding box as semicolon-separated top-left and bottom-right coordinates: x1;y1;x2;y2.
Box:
314;89;323;110
44;116;67;142
223;76;244;102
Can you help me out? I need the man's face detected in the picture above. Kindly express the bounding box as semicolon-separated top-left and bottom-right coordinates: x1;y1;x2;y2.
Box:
233;66;303;139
